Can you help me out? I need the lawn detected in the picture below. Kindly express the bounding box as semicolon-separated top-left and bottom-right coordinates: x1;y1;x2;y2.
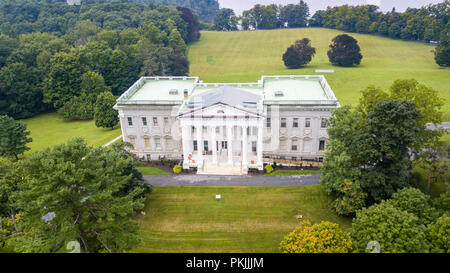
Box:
137;167;170;175
188;28;450;120
133;185;351;253
265;169;322;176
22;112;121;154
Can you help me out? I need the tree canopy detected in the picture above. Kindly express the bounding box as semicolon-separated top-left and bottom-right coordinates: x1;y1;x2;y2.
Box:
327;34;363;67
282;38;316;69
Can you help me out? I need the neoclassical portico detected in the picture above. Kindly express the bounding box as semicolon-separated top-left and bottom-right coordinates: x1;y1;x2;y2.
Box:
178;86;265;173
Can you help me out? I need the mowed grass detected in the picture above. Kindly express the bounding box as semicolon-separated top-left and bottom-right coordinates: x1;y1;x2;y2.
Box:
137;167;170;175
133;186;351;253
22;112;121;154
188;28;450;120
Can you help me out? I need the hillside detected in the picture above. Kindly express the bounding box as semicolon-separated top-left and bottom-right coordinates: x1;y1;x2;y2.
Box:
188;28;450;120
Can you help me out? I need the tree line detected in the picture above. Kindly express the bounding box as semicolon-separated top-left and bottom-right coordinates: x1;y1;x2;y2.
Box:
212;1;449;67
0;0;201;120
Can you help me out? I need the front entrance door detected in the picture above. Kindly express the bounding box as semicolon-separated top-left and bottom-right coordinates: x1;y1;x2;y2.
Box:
221;141;228;150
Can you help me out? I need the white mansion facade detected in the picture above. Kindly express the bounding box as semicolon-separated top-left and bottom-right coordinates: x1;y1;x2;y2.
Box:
114;75;340;175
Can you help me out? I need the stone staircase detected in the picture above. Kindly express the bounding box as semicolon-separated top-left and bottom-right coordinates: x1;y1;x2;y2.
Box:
197;162;247;176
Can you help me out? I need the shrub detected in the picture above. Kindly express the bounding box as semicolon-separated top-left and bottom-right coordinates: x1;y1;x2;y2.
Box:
280;221;352;253
173;165;182;174
264;164;274;174
426;215;450;253
58;95;94;121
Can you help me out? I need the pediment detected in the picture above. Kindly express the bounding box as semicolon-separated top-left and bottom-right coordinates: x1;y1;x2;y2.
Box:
178;103;260;118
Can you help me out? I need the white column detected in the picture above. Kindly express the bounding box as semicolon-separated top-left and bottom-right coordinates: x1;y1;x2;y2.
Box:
257;122;263;168
211;126;217;165
227;125;233;165
196;124;203;164
242;125;248;165
181;125;190;168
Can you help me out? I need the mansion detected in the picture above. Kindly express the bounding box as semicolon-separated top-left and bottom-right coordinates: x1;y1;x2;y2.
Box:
114;75;340;175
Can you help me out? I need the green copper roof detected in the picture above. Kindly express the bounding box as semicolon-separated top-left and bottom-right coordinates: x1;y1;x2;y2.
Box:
115;75;339;108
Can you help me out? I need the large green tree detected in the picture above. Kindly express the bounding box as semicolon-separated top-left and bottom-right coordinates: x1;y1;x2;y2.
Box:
351;201;429;253
327;34;363;67
11;138;145;253
94;92;119;130
0;115;32;160
322;100;420;214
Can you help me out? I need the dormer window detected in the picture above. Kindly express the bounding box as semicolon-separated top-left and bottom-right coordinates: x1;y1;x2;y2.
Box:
169;89;178;95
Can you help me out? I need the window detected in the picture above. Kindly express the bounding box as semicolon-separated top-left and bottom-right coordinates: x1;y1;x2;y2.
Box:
165;138;172;150
305;118;311;128
252;127;257;135
252;141;257;152
216;127;220;134
281;118;286;128
153;117;158;126
202;126;207;134
292;139;298;151
193;140;198;151
144;138;150;148
266;118;271;128
155;138;161;149
191;126;195;134
142;117;147;126
127;117;133;126
293;118;298;128
247;127;250;136
164;117;169;126
319;140;325;151
321;118;327;128
280;139;287;150
204;140;208;151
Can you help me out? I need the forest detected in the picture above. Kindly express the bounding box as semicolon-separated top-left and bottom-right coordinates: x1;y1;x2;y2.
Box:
0;0;202;120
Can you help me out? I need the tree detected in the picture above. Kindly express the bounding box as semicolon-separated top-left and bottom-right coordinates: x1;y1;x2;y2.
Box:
168;28;187;51
427;215;450;253
213;8;238;31
389;188;439;226
351;201;429;253
280;1;310;28
322;100;421;214
11;138;145;253
0;115;32;160
282;38;316;69
435;29;450;67
80;71;111;100
280;221;352;253
0;62;45;119
43;51;86;109
176;6;200;43
327;34;363;67
94;92;118;130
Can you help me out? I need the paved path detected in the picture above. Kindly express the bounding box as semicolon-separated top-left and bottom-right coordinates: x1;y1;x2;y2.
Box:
144;174;322;187
102;135;122;148
426;122;450;131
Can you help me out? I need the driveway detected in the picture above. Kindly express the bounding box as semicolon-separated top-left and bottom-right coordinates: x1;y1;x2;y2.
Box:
144;174;322;186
